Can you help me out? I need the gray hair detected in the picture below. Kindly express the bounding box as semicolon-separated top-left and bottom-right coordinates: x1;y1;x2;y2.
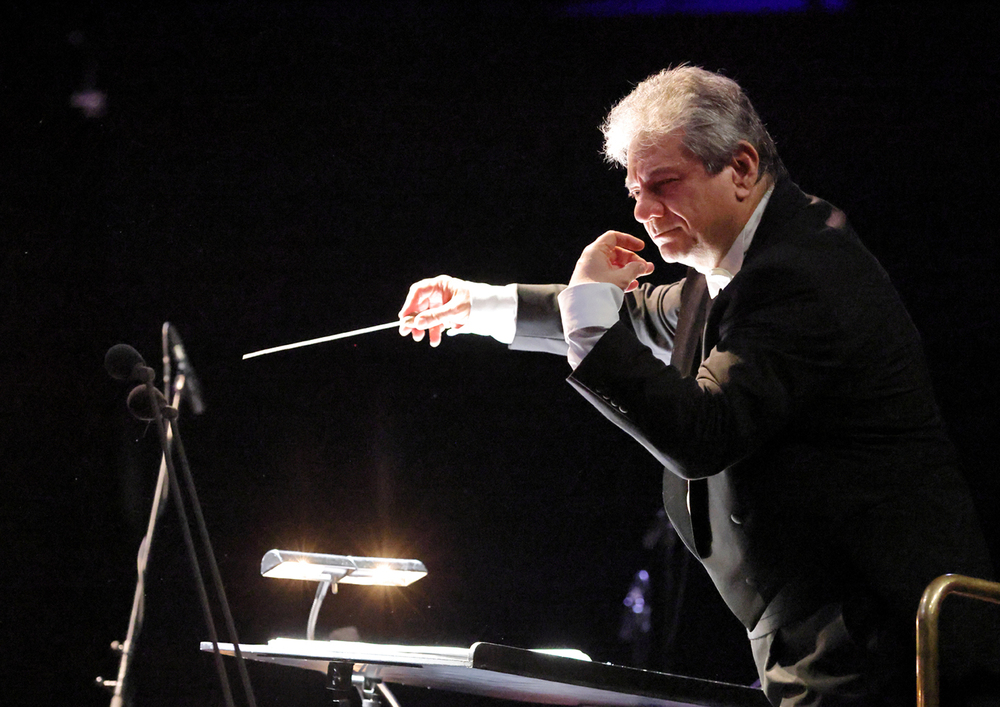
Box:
601;66;783;181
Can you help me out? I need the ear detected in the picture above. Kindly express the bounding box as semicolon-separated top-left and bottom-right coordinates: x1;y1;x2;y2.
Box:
729;141;760;199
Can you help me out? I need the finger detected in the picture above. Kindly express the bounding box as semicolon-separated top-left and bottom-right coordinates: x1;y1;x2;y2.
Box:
624;261;655;293
428;323;445;348
398;281;430;319
602;230;647;252
398;275;451;319
619;257;655;290
411;299;467;330
398;315;420;337
609;246;653;270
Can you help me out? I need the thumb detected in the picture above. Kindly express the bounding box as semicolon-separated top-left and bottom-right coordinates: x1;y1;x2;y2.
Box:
619;255;654;280
622;259;655;292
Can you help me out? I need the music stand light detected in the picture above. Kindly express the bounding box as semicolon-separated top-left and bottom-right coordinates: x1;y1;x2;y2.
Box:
260;550;427;640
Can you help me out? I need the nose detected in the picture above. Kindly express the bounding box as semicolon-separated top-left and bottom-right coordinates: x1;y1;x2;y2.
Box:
633;190;663;224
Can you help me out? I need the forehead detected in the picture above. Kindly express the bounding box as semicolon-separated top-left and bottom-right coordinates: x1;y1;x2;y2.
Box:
625;132;698;185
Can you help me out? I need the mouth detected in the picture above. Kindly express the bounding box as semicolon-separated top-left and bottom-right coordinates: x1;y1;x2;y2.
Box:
650;227;682;244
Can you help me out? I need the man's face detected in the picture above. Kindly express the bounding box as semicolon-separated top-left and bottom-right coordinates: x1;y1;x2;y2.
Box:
625;132;744;271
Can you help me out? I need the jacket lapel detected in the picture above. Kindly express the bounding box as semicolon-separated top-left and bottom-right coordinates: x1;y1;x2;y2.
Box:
671;269;711;376
666;269;714;558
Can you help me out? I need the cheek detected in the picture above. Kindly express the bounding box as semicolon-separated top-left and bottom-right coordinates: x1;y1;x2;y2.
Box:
679;204;706;235
664;201;690;226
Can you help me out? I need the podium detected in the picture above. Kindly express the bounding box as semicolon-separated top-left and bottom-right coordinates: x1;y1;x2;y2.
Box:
201;638;768;706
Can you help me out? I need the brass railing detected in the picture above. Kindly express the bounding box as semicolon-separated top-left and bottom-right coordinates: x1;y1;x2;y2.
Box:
916;574;1000;707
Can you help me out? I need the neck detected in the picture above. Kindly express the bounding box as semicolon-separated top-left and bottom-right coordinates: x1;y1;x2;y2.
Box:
705;176;773;271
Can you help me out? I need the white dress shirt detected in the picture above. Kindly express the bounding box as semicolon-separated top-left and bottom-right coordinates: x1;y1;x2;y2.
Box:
448;281;519;344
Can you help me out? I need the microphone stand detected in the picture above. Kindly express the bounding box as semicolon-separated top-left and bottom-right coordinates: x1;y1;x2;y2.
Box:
98;327;175;706
100;340;256;707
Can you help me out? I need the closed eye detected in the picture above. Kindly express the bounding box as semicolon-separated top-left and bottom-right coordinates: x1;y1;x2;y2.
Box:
626;178;677;200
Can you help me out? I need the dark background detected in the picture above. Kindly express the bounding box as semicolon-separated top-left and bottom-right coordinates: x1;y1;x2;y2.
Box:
3;2;998;706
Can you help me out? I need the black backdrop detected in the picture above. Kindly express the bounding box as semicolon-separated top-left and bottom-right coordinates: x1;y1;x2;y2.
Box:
3;3;999;706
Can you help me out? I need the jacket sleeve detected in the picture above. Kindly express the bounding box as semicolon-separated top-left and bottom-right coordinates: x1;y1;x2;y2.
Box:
508;284;568;354
567;261;841;480
509;280;686;358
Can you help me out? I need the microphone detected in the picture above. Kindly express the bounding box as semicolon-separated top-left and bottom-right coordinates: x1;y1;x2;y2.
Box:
166;324;205;415
105;344;154;384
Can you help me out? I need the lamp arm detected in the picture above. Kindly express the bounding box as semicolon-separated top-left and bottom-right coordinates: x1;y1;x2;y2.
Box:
306;567;355;641
306;579;332;641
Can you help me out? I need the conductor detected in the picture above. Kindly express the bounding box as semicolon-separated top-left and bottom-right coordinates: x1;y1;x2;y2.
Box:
397;66;994;706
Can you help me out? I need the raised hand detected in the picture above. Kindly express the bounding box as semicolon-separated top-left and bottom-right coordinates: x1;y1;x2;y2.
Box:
569;231;655;293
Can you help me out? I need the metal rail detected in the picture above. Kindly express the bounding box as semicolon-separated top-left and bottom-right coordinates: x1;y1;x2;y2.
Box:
916;574;1000;707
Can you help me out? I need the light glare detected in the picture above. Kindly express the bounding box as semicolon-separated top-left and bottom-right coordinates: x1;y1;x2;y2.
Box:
260;549;427;587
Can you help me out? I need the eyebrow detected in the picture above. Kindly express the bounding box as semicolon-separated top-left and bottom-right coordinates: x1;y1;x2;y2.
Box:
625;166;680;190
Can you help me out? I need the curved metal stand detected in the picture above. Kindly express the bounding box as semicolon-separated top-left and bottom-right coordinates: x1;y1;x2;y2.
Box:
916;573;1000;707
307;579;334;642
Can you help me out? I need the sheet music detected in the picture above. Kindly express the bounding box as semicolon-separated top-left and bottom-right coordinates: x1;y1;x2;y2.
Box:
204;638;590;668
264;637;475;667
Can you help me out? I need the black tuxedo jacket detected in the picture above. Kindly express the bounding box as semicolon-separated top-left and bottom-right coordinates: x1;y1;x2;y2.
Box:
509;177;991;637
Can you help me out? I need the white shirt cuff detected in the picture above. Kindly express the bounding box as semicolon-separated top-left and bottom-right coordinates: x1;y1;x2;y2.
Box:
557;282;623;369
456;282;518;344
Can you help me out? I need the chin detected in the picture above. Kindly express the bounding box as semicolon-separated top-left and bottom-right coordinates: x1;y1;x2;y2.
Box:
657;246;689;264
